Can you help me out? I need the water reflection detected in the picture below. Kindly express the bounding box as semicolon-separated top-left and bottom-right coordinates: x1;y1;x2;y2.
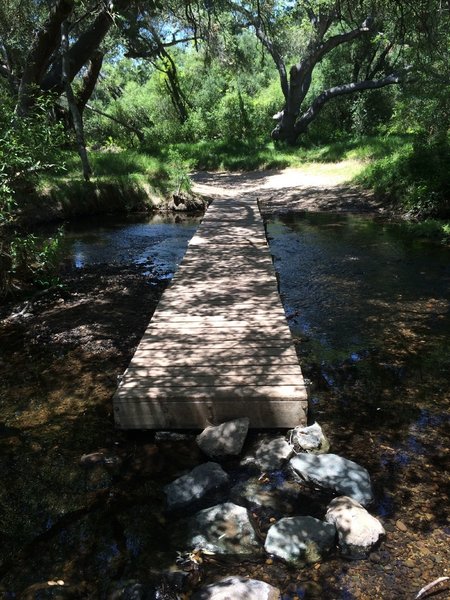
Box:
60;213;202;280
266;212;450;365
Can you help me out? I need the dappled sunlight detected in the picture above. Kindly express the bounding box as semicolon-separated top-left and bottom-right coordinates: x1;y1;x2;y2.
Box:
114;195;307;429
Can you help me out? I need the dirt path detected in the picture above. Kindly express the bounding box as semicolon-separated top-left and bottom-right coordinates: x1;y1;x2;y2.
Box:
192;161;387;215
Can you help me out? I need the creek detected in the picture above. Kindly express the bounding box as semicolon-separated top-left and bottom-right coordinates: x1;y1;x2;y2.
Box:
0;210;448;599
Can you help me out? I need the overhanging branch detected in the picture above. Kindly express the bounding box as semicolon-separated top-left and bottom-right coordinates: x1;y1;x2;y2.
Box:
294;68;412;135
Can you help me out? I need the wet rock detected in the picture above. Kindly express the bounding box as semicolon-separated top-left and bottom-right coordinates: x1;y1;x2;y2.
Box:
196;418;249;458
241;436;293;471
289;453;374;506
164;462;230;511
177;502;262;556
192;576;281;599
325;496;385;559
80;450;109;467
230;475;300;514
287;422;330;454
265;516;336;565
80;449;123;473
108;578;183;600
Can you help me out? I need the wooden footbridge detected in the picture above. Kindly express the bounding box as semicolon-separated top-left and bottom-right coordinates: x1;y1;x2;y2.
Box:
113;195;307;429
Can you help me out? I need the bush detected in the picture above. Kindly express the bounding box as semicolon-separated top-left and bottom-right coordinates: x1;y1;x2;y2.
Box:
355;135;450;218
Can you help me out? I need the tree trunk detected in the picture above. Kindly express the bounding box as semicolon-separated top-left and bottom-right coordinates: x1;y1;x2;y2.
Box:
76;50;104;115
41;0;130;94
61;21;92;182
15;0;73;116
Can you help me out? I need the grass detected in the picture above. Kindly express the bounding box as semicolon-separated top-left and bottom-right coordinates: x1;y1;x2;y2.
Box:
169;134;411;171
29;133;450;226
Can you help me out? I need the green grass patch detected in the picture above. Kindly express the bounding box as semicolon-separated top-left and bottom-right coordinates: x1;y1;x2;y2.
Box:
169;135;411;171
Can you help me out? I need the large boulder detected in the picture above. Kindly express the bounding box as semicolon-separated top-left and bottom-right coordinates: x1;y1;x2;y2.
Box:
177;502;262;556
325;496;385;559
192;576;280;600
164;462;229;511
289;453;374;506
196;418;250;458
264;516;336;565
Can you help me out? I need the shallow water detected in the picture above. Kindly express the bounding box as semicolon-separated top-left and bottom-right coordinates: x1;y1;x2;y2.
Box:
1;210;449;599
266;212;450;365
59;213;202;279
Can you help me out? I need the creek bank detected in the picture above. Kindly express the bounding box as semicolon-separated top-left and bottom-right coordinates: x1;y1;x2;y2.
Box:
15;181;207;227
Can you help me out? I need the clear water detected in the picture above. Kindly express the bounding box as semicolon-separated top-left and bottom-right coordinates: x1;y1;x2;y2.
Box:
59;213;202;280
266;212;450;366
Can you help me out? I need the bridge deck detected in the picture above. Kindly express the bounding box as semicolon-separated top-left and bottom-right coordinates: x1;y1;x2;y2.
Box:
113;197;307;429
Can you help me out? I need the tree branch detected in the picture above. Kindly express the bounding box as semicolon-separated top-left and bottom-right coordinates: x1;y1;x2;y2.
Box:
15;0;74;116
84;104;145;142
294;68;411;135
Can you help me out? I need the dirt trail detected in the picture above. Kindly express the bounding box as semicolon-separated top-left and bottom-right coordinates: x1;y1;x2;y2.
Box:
192;161;386;215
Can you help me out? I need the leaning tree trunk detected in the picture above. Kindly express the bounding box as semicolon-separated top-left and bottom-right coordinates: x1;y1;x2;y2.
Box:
61;21;92;182
76;49;104;115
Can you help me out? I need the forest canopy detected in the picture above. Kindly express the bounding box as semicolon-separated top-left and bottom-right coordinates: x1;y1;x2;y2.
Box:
0;0;449;216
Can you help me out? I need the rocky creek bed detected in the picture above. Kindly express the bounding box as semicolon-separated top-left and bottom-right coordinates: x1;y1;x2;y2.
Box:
0;190;449;599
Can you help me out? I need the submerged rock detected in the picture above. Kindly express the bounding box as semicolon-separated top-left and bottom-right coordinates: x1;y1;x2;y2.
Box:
265;516;336;565
287;422;330;454
178;502;261;556
230;472;303;514
289;453;374;506
241;436;293;471
325;496;385;559
196;418;250;458
192;576;281;599
164;462;229;511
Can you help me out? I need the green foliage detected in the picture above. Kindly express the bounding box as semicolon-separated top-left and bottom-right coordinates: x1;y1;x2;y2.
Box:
0;92;66;193
9;228;64;289
166;149;193;194
355;135;450;218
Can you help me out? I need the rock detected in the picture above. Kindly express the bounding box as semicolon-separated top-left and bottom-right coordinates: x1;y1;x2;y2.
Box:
325;496;385;559
395;519;408;532
289;453;374;506
80;450;108;467
265;516;336;565
196;418;249;457
164;462;230;512
230;475;301;514
178;502;262;556
192;576;281;599
241;436;293;471
287;422;330;454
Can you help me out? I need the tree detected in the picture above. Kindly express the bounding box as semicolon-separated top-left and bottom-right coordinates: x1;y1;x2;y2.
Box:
225;0;414;144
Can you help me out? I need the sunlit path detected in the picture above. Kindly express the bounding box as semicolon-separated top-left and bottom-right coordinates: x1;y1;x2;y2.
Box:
113;196;307;429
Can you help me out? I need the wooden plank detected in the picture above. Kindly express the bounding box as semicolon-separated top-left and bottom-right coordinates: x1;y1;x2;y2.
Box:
113;194;307;430
120;373;303;387
114;400;307;429
124;365;303;377
115;384;307;401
